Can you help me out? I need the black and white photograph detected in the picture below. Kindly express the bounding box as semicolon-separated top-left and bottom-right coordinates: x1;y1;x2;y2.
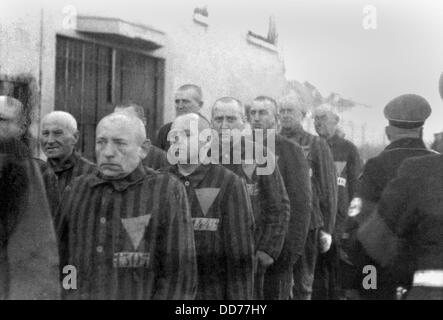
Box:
1;0;443;306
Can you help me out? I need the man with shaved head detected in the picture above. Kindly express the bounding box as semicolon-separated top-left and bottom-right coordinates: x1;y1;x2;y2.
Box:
162;112;255;299
56;112;197;300
154;84;204;152
41;111;95;194
211;97;291;300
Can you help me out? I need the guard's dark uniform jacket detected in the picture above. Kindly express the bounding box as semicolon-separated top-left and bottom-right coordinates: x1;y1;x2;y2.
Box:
358;154;443;299
347;137;436;299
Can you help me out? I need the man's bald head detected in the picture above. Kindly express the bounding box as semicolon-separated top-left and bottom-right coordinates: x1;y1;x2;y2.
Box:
41;111;78;134
314;104;340;139
171;112;211;134
175;84;203;117
96;112;147;178
99;112;146;145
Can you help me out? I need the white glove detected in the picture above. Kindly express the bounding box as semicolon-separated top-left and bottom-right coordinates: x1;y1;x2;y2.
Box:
319;230;332;253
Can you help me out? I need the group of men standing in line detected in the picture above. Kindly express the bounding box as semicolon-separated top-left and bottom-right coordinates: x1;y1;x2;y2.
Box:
1;77;442;300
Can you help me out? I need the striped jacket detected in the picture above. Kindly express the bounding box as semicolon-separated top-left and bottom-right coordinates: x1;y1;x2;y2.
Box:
326;134;362;236
163;164;255;300
281;128;338;233
34;158;61;217
221;139;290;262
56;164;197;300
48;151;96;194
143;144;169;170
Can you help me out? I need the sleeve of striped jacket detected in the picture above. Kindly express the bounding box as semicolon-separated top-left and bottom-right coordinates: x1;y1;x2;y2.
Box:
39;161;61;218
257;164;289;261
314;138;338;234
152;176;197;300
54;182;77;273
223;177;255;300
279;142;312;262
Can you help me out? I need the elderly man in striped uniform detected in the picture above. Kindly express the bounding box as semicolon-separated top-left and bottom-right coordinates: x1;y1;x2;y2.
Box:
210;97;291;300
56;112;197;300
41;111;96;194
248;96;313;300
163;112;255;300
278;95;338;300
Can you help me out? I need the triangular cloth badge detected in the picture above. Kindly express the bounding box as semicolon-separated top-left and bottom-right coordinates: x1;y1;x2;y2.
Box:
121;215;151;250
195;188;220;216
334;161;347;176
242;164;257;180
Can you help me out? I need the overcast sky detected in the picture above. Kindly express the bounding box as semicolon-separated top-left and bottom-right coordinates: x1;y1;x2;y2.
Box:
17;0;443;141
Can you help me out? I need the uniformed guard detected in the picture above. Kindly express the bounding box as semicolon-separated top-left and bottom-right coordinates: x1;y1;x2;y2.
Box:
313;104;362;300
358;153;443;300
346;93;436;299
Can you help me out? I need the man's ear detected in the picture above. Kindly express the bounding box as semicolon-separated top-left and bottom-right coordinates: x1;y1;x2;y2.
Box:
73;131;79;144
139;139;150;160
385;126;392;141
199;101;204;108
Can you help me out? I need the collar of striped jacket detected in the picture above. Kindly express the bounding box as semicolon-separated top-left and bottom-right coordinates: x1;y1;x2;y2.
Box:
280;126;307;139
89;163;147;192
48;151;81;173
169;164;212;186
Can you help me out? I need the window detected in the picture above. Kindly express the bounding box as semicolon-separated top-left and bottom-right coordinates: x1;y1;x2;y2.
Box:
55;36;164;161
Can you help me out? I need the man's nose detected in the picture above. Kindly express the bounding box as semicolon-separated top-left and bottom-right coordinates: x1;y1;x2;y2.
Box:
46;133;56;143
102;143;116;158
252;113;261;122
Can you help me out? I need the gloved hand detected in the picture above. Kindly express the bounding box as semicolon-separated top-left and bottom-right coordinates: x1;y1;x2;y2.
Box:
319;230;332;253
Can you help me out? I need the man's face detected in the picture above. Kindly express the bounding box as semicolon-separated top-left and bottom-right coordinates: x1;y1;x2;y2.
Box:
314;112;338;138
249;100;276;130
0;102;23;139
170;115;209;164
41;121;78;160
211;102;244;142
96;118;144;178
175;88;202;117
279;103;304;130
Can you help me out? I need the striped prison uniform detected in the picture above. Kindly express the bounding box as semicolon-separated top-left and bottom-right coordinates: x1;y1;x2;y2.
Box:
163;164;255;300
48;151;96;194
56;164;197;300
280;127;337;233
34;158;61;217
281;127;337;300
265;134;312;300
220;138;290;299
143;144;170;170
